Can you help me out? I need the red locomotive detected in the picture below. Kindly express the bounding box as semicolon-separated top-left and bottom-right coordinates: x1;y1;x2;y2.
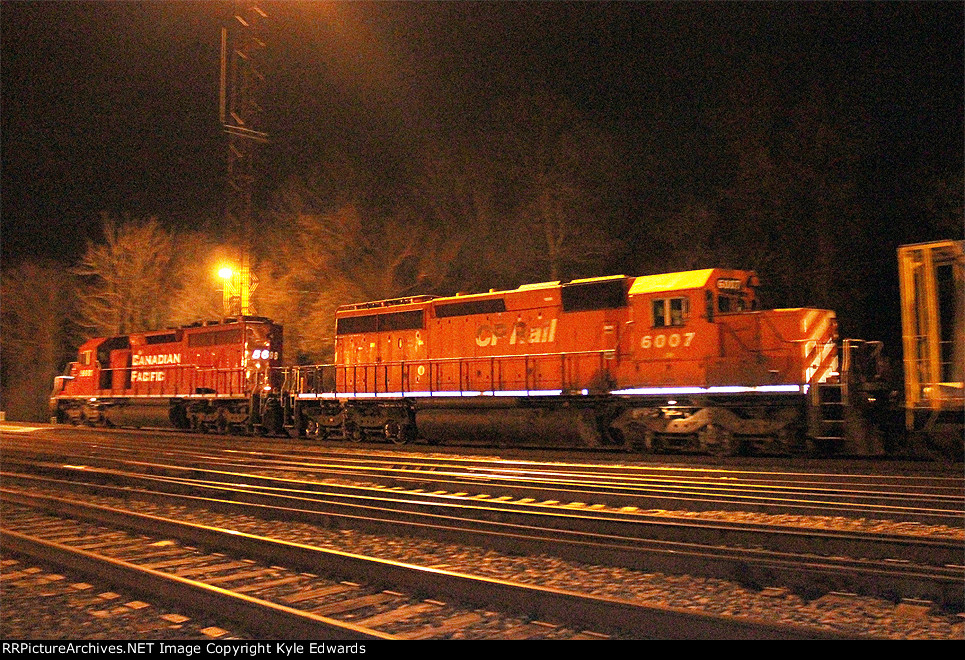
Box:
290;268;886;454
51;316;284;433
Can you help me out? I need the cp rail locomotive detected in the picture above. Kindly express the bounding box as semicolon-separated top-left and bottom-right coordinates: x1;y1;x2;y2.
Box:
50;242;964;457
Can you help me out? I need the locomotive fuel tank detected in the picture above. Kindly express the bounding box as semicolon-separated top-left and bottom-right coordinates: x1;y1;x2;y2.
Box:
414;397;603;447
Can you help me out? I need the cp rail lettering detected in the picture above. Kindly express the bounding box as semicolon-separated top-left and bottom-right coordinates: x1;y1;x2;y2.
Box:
475;318;558;347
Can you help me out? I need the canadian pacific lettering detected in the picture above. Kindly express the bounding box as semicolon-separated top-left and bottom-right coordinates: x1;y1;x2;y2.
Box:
131;371;165;382
132;353;181;366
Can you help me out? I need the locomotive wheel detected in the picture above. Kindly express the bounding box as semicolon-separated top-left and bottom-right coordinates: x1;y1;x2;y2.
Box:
384;421;401;444
384;421;415;445
807;436;834;457
774;427;801;455
700;425;738;456
262;400;284;436
170;404;189;430
639;430;659;452
346;423;364;443
603;425;626;448
313;422;332;441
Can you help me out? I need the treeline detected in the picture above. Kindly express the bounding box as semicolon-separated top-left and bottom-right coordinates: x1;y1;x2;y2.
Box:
2;91;961;421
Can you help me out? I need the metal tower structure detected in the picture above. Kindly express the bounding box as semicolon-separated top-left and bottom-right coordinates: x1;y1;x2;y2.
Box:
220;3;269;316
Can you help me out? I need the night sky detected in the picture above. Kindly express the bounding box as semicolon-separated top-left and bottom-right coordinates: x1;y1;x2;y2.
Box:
2;1;962;265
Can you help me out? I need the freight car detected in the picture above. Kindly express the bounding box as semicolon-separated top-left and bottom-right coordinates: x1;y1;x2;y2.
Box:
897;239;965;458
50;316;284;434
287;267;891;455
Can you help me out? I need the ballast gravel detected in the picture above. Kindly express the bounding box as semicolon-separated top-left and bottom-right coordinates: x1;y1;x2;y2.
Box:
3;485;962;640
0;558;248;641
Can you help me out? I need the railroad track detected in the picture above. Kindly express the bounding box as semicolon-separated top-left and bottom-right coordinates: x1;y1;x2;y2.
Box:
2;425;962;638
4;461;963;565
3;467;962;611
3;426;963;525
1;495;849;640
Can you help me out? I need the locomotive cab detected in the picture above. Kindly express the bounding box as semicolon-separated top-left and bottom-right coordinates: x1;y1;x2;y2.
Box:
611;268;842;454
621;268;766;389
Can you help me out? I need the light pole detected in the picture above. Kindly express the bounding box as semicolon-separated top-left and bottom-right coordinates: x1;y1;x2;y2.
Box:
221;3;268;318
219;266;240;317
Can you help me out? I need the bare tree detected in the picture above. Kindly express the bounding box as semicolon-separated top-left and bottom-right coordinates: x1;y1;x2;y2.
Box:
259;179;468;362
921;168;965;240
165;230;231;327
497;92;626;282
651;195;729;272
73;214;178;336
408;142;524;290
684;73;871;320
1;260;73;421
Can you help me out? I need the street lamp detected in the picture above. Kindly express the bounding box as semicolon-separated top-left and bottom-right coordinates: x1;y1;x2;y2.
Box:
219;265;239;316
217;260;256;318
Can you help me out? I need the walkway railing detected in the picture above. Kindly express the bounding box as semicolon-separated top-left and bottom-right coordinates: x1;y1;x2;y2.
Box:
283;349;616;398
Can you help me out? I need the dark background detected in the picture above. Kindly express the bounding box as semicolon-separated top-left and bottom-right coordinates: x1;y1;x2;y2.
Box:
4;2;961;258
2;1;962;421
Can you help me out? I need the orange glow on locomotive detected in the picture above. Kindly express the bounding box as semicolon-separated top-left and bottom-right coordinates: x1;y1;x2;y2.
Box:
290;268;873;454
51;317;283;433
53;267;899;456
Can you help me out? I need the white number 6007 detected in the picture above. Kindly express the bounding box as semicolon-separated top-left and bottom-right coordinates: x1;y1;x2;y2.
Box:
641;332;695;349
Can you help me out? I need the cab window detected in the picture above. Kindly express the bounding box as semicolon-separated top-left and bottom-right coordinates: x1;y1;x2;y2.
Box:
718;294;748;313
653;297;689;327
652;300;666;327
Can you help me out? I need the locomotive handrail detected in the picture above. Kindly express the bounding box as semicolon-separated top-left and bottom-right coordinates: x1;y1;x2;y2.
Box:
284;348;615;397
86;364;254;398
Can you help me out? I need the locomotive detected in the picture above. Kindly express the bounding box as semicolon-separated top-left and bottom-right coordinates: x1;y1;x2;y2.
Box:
289;267;890;455
50;243;963;457
51;316;285;434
